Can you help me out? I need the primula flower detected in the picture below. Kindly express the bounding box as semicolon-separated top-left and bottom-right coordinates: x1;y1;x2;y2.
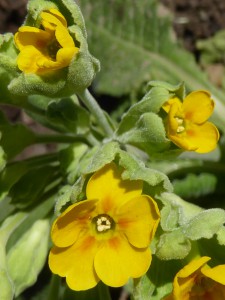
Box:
49;162;160;291
164;256;225;299
14;8;79;74
162;90;219;153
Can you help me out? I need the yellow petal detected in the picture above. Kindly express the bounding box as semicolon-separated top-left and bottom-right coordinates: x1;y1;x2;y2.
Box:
56;47;79;65
176;257;210;279
16;45;44;73
167;132;198;152
51;199;97;247
14;26;50;50
86;163;143;214
55;23;75;48
48;8;67;27
37;47;77;71
173;257;211;299
183;90;214;124
167;100;184;135
202;265;225;285
94;235;151;287
41;11;67;32
162;97;182;114
49;233;100;291
117;195;160;248
186;122;219;153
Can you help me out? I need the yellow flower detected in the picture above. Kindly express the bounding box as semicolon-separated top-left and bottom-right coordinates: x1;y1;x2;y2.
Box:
14;8;79;74
164;256;225;300
162;90;219;153
48;162;160;291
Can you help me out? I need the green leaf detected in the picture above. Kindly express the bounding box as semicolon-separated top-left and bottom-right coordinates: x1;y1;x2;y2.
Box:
117;149;172;195
173;173;217;199
197;29;225;65
46;97;90;134
0;154;58;199
7;219;50;297
80;141;121;174
0;111;37;160
117;112;170;155
9;165;59;209
0;33;28;109
0;144;6;173
156;228;191;260
116;86;171;135
132;257;182;300
79;0;225;131
184;208;225;240
0;213;27;300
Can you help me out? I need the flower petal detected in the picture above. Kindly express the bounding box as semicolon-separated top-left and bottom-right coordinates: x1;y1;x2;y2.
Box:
94;235;151;287
16;45;44;73
186;122;219;153
49;233;100;291
183;90;214;124
41;11;66;31
86;163;143;214
55;24;76;48
51;199;97;247
48;8;67;27
173;257;211;299
14;27;50;50
167;132;198;151
117;195;160;248
202;265;225;285
162;97;182;114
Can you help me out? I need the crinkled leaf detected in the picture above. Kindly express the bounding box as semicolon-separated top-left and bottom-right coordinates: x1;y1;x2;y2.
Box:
173;173;217;200
116;86;171;135
81;141;121;174
117;112;170;155
117;149;172;195
156;228;191;260
7;220;50;297
216;226;225;246
54;185;73;216
158;192;203;226
183;208;225;240
132;257;182;300
79;0;225;131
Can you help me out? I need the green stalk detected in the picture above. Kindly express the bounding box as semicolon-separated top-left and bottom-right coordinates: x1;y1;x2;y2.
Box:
47;275;61;300
35;133;94;146
97;282;112;300
78;89;114;138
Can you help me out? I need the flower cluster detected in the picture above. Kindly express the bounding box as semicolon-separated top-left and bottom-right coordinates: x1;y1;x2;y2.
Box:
14;8;79;74
165;256;225;299
49;163;160;291
162;90;219;153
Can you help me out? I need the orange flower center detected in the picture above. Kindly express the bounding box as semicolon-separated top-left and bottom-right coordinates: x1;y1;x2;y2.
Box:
92;214;115;233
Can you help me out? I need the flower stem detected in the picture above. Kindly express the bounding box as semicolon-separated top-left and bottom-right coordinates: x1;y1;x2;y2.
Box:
97;282;112;300
47;275;61;300
78;89;114;138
